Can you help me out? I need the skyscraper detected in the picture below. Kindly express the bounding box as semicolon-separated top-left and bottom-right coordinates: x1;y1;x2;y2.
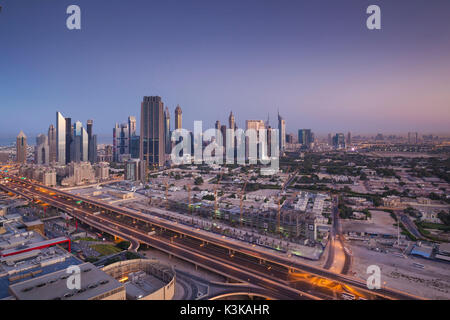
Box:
81;127;88;162
87;119;94;162
229;111;235;131
298;129;314;149
72;121;83;162
48;124;57;163
130;135;140;159
35;134;49;165
408;132;418;144
89;134;98;163
278;111;286;152
65;117;73;164
128;116;137;138
164;107;171;154
16;131;27;163
140;96;166;180
113;123;130;162
246;120;265;131
220;125;227;159
87;120;93;138
175;105;182;130
286;133;294;144
56;112;66;165
245;120;265;161
333;133;346;149
347;132;352;145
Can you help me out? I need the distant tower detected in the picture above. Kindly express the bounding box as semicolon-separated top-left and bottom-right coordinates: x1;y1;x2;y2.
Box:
333;133;346;150
128;116;137;157
86;120;97;164
113;123;129;162
56;112;66;165
220;125;227;154
175;105;182;130
16;131;27;163
65;117;73;164
347;132;352;145
164;107;171;154
48;124;57;163
408;132;418;144
35;134;49;165
278;111;286;152
229;111;235;131
128;116;137;137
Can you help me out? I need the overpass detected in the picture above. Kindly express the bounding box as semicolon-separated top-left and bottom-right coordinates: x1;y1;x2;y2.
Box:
0;174;423;300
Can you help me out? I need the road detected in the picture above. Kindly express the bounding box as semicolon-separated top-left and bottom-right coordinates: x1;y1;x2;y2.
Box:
0;174;423;300
324;195;351;275
398;212;422;239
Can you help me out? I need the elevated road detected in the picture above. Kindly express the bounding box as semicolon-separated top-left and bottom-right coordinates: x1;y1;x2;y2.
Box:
0;174;423;300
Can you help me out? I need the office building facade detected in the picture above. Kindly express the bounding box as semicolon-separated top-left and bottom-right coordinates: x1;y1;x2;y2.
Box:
140;96;166;180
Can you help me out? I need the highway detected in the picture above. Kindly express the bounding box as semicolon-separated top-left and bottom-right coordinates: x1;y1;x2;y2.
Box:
0;173;423;300
324;195;351;274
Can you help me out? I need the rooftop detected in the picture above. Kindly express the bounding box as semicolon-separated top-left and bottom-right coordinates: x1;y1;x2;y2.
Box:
9;262;124;300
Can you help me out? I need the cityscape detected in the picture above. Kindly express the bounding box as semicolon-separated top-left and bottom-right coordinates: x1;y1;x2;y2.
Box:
0;0;449;306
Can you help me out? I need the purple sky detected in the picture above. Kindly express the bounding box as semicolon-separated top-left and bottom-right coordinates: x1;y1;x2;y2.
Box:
0;0;449;141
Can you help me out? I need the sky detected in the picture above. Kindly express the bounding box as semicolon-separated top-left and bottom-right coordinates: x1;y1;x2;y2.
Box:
0;0;450;143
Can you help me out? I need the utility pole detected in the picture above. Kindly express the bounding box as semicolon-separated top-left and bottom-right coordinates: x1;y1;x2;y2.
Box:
276;166;290;234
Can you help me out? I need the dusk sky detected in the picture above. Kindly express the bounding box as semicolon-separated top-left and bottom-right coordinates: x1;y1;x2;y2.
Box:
1;0;450;142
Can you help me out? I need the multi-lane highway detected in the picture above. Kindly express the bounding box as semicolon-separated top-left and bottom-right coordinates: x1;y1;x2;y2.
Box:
0;173;423;300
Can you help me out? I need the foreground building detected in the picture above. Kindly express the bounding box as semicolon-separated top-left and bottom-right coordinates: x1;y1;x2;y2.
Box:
8;263;126;300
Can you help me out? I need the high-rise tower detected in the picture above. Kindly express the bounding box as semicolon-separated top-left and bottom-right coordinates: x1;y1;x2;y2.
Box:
175;105;182;130
128;116;137;138
278;111;286;152
48;124;57;163
16;131;27;163
140;96;166;180
56;112;66;165
229;111;235;131
164;107;171;154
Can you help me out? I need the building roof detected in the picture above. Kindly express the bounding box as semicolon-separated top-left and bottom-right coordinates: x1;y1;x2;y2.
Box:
438;242;450;255
17;131;26;139
9;262;124;300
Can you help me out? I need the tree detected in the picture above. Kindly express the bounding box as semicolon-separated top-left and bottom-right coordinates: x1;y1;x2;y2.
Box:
438;211;450;226
194;177;204;185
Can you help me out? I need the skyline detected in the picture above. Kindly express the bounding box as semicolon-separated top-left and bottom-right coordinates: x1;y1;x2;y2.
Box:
1;0;450;138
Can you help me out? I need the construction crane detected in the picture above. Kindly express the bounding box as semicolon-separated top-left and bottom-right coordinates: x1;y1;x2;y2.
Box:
187;184;193;223
213;169;225;219
239;179;248;227
164;180;169;209
277;166;291;233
